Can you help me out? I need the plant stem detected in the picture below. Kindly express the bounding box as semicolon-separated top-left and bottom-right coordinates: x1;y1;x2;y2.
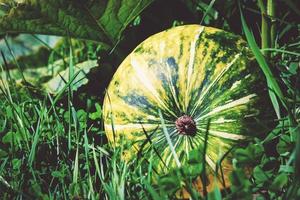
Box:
267;0;276;49
257;0;270;57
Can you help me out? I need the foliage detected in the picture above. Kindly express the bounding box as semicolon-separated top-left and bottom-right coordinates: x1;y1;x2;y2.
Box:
0;0;299;199
0;0;154;47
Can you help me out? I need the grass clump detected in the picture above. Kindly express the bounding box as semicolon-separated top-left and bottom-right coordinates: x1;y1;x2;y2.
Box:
0;0;299;199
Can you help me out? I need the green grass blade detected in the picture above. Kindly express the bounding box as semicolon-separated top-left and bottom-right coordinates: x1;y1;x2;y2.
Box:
201;119;210;197
72;144;79;184
28;106;44;167
158;109;181;168
200;0;217;25
143;180;164;200
67;40;74;150
240;6;287;118
261;48;300;56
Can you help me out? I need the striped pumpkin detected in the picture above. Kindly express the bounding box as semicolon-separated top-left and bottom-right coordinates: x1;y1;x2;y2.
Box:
103;25;274;190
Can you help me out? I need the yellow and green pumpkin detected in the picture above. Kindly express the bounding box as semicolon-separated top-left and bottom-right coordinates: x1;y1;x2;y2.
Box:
103;25;275;190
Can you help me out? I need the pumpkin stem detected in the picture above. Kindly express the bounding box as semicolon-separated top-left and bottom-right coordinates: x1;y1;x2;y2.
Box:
175;115;197;136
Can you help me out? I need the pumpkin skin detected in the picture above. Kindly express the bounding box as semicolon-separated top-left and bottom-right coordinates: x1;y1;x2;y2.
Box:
103;25;275;190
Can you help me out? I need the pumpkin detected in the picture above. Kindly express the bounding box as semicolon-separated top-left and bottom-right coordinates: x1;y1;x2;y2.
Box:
102;25;275;191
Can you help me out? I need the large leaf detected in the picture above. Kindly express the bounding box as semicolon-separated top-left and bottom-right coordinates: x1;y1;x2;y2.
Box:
0;34;60;64
0;59;98;94
0;0;154;47
43;59;98;94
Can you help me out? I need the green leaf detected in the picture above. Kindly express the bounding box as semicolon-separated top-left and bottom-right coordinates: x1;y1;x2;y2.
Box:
0;34;60;65
76;109;87;129
51;170;66;179
269;173;288;192
277;135;294;155
158;174;181;195
0;0;154;47
12;158;21;170
143;180;164;200
5;63;63;84
208;186;222;200
234;143;264;166
279;165;294;173
0;149;7;158
182;164;203;178
2;131;21;144
187;149;204;164
43;59;98;94
29;180;45;198
132;16;141;26
288;62;298;75
89;103;102;120
229;168;252;196
253;166;270;185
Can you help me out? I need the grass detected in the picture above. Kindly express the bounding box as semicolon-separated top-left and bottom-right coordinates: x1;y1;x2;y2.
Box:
0;0;299;199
